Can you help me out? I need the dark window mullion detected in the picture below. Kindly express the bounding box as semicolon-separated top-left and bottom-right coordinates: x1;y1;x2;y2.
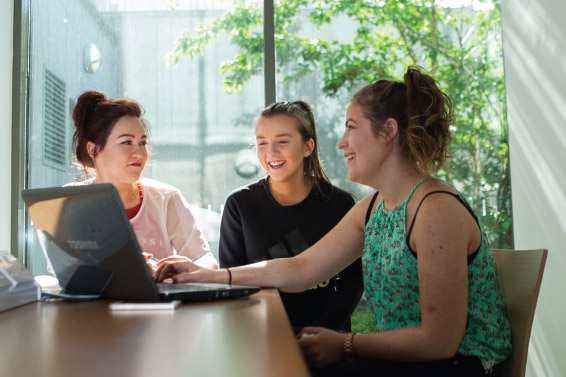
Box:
263;0;276;106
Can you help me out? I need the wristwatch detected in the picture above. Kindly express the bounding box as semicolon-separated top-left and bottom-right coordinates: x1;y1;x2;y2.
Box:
343;333;358;362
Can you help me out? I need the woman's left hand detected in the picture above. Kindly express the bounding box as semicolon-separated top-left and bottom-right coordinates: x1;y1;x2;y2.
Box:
297;327;345;367
157;254;219;270
156;255;192;267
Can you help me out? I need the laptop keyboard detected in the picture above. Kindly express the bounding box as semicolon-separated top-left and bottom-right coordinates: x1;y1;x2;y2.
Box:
156;282;224;292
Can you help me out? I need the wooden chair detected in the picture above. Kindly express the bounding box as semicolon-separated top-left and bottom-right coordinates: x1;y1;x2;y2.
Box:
492;249;548;377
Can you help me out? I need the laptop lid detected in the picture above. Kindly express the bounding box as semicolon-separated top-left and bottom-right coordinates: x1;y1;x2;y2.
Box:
22;184;259;302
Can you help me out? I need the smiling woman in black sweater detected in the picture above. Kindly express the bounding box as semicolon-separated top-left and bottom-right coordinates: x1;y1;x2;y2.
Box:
219;100;363;332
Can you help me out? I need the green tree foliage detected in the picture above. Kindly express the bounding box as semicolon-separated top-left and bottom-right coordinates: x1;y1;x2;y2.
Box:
167;0;512;248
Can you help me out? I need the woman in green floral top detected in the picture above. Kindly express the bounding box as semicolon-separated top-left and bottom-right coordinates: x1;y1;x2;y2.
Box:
155;66;512;376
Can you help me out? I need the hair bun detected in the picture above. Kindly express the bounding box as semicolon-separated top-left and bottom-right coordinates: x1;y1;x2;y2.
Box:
72;91;107;133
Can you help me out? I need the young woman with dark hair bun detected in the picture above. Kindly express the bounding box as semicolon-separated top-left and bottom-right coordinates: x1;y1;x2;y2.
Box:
66;90;218;270
218;100;364;332
155;67;511;376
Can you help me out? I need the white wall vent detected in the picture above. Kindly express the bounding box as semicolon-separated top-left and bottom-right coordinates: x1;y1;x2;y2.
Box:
43;69;66;169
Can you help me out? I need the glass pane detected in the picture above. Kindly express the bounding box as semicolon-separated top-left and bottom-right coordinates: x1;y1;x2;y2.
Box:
270;0;511;333
272;1;375;199
270;0;511;248
26;0;264;275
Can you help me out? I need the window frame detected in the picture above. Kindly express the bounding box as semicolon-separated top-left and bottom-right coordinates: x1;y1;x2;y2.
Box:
11;0;29;263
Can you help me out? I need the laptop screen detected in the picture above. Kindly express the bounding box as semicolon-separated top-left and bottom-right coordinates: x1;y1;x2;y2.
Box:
23;184;161;302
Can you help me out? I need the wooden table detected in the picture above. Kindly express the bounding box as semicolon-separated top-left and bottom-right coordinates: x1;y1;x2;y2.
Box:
0;289;310;377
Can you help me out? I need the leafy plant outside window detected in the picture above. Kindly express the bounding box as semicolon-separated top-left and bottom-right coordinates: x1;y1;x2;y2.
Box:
166;0;512;249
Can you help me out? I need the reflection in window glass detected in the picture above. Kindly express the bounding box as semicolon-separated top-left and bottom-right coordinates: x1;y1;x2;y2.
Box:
26;0;264;274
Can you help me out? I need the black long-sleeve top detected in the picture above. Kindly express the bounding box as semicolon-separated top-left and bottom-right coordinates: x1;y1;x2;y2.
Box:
219;177;364;331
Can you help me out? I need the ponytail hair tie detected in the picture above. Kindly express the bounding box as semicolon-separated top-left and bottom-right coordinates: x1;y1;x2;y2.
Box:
226;268;232;285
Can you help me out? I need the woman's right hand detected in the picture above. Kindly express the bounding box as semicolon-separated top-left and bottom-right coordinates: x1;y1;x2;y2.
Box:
153;260;226;284
153;259;199;282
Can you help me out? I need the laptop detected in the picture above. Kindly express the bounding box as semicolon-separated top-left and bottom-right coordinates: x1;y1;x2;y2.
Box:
22;183;259;302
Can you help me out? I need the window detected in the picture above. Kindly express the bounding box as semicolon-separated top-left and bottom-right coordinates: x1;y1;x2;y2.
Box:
163;0;513;248
20;0;265;274
15;0;512;277
279;1;514;250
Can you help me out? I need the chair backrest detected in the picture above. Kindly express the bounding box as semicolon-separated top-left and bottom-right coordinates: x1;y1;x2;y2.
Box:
492;249;548;377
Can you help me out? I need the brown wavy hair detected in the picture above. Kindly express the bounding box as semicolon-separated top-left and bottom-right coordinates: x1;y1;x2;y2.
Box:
351;66;454;175
258;100;331;196
72;90;147;176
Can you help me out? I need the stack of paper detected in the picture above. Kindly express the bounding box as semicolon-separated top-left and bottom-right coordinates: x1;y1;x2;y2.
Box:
0;250;41;312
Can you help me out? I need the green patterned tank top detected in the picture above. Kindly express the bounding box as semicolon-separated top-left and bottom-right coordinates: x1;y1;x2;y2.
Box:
362;179;511;369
